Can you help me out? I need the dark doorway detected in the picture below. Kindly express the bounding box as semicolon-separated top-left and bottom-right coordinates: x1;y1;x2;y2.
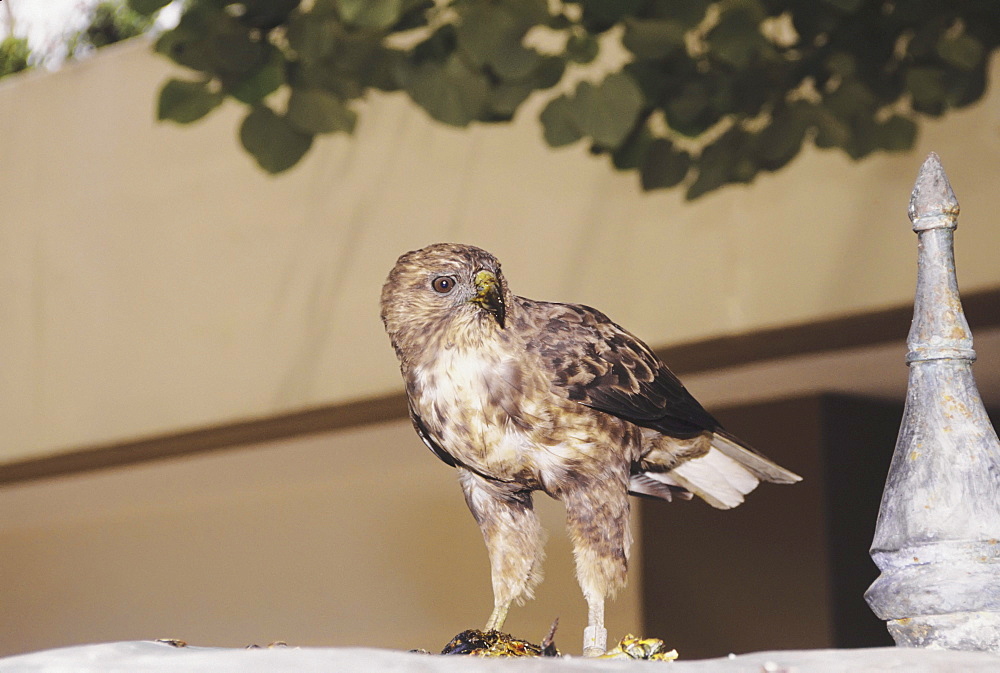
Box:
640;394;899;658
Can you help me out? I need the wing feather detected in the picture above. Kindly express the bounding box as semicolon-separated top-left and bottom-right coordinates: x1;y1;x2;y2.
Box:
527;300;720;439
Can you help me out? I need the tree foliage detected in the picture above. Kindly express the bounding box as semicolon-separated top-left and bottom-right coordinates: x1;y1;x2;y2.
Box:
67;1;155;55
0;1;153;78
140;0;1000;198
0;36;31;78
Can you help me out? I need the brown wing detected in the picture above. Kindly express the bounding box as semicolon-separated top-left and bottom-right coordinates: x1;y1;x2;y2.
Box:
524;300;721;439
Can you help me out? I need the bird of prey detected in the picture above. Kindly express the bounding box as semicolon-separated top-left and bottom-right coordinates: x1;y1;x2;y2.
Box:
380;243;801;656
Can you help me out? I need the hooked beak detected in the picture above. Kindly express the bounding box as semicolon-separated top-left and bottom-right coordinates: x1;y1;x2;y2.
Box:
471;269;506;328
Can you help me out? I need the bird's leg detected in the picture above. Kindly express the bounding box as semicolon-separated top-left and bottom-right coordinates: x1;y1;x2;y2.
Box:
583;593;607;656
562;477;632;657
459;471;546;634
485;602;509;631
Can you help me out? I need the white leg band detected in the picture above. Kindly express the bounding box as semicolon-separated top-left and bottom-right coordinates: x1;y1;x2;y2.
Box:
583;625;608;656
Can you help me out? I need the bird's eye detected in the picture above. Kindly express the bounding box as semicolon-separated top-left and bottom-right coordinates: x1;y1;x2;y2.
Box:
432;276;456;294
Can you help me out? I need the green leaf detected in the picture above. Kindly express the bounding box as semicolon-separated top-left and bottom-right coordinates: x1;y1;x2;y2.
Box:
155;11;214;73
229;48;285;104
824;78;876;118
644;0;710;29
532;56;566;89
294;63;365;99
410;23;458;65
455;2;544;79
159;7;269;78
789;4;840;42
622;19;686;60
687;127;752;199
874;114;917;152
488;81;536;118
358;47;408;92
539;95;582;147
128;0;171;17
907;21;945;60
406;56;489;127
571;72;645;149
945;62;987;109
664;81;711;131
456;3;519;67
286;88;357;134
906;67;947;112
612;126;652;170
0;36;31;77
844;118;877;159
338;0;404;30
394;0;435;32
548;13;572;30
755;104;808;171
504;0;550;27
239;106;314;173
287;14;338;63
566;32;599;64
492;45;543;80
825;51;856;77
640;139;690;189
810;105;851;149
209;24;268;78
936;33;984;71
237;0;301;30
157;78;223;124
706;1;768;70
820;0;863;13
579;0;645;31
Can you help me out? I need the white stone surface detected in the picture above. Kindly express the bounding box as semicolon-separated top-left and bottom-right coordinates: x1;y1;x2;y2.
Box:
3;642;1000;673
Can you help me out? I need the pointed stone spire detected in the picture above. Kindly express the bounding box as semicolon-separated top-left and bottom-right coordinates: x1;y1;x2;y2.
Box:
865;153;1000;652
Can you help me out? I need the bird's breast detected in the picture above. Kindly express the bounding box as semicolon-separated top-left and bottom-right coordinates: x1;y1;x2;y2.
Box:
409;344;546;478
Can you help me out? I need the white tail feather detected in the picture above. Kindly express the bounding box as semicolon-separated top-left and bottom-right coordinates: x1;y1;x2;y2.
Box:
711;432;802;484
661;448;761;510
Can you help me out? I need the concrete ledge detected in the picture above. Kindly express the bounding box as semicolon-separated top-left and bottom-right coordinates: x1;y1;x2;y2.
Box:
3;641;1000;672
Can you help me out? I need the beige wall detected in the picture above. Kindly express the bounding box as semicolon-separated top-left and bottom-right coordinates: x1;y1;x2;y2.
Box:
3;41;1000;465
0;419;641;657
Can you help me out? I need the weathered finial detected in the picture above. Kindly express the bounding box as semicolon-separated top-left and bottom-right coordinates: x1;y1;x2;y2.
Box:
908;152;960;230
904;153;975;365
865;153;1000;653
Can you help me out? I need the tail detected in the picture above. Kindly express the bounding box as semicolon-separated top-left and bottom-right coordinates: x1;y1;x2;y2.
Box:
710;430;802;485
629;431;801;510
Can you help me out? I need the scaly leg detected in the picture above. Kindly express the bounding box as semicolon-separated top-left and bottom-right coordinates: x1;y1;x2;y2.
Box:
485;603;509;631
562;476;632;657
459;470;546;633
583;593;607;656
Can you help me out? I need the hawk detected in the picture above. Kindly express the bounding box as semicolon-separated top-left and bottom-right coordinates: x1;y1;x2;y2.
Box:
380;243;800;656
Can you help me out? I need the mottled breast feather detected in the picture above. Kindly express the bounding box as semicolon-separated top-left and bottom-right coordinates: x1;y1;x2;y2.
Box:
521;299;721;440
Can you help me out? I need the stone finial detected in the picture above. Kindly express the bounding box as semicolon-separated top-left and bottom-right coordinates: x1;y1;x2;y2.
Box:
908;152;960;230
865;153;1000;652
904;153;974;365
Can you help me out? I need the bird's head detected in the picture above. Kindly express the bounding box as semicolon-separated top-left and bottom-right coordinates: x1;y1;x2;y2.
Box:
381;243;510;357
